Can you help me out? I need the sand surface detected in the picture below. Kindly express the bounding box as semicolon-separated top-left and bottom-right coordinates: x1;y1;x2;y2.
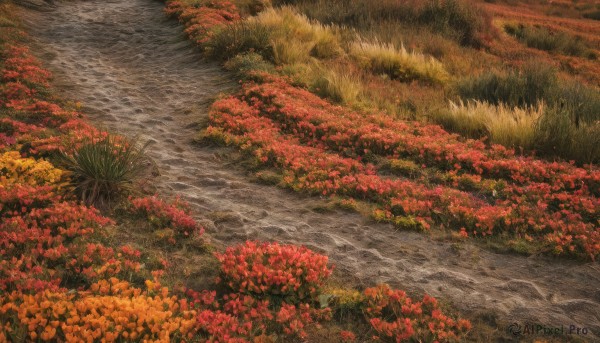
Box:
19;0;600;340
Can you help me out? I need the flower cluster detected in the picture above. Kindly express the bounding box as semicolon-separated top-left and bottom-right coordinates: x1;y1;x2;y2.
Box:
0;43;102;157
184;241;335;341
0;21;183;341
363;284;472;342
165;0;240;45
216;241;333;301
205;75;599;259
0;150;63;187
128;195;204;242
0;278;198;342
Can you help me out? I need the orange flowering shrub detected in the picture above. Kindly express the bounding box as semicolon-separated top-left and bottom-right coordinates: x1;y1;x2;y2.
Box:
0;278;198;342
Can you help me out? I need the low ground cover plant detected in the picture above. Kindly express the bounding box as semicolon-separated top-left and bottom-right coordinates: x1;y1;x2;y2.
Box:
1;4;472;341
165;0;599;260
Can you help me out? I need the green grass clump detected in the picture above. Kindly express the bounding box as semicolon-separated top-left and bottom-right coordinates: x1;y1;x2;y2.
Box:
449;64;600;164
455;64;600;124
223;52;275;78
61;135;151;207
504;23;596;59
534;106;600;165
272;0;494;47
455;63;557;108
207;21;273;61
583;10;600;20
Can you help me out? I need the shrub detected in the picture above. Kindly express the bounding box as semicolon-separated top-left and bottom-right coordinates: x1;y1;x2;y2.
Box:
215;241;333;303
363;284;471;342
0;279;198;342
388;159;421;177
0;151;63;187
207;21;273;61
128;195;204;241
60;134;151;207
350;40;448;84
234;0;272;16
164;0;241;45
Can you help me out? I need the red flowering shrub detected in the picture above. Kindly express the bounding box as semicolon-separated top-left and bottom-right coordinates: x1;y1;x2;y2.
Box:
128;195;204;241
363;284;471;342
206;75;600;260
216;241;333;302
165;0;241;45
340;330;357;342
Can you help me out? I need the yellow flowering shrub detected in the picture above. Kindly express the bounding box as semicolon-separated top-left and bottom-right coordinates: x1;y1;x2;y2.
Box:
0;151;63;187
0;278;198;342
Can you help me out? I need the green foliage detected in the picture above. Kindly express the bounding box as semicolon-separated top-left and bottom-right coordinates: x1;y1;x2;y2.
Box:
452;63;600;163
455;63;557;108
223;52;275;78
61;135;151;207
207;21;273;61
504;23;596;59
534;106;600;165
419;0;491;47
388;159;420;177
456;64;600;123
272;0;494;47
582;10;600;21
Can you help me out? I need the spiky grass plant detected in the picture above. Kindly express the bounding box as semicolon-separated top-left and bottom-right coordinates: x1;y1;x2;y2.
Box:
61;134;151;207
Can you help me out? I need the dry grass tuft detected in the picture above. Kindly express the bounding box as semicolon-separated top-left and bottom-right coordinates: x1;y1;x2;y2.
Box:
350;39;449;84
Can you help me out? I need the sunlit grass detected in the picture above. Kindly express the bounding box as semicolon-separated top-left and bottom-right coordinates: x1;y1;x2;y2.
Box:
250;7;341;64
433;100;543;150
350;39;449;84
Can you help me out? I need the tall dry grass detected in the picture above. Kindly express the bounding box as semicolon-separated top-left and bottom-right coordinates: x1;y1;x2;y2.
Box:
249;7;342;64
434;100;543;150
350;40;449;84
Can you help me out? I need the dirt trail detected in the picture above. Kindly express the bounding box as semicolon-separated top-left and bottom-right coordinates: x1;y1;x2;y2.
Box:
20;0;600;340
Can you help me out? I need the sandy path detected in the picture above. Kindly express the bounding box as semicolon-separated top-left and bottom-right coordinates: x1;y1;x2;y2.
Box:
20;0;600;340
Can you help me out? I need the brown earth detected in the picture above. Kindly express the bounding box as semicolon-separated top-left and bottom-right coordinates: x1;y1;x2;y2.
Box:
17;0;600;341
